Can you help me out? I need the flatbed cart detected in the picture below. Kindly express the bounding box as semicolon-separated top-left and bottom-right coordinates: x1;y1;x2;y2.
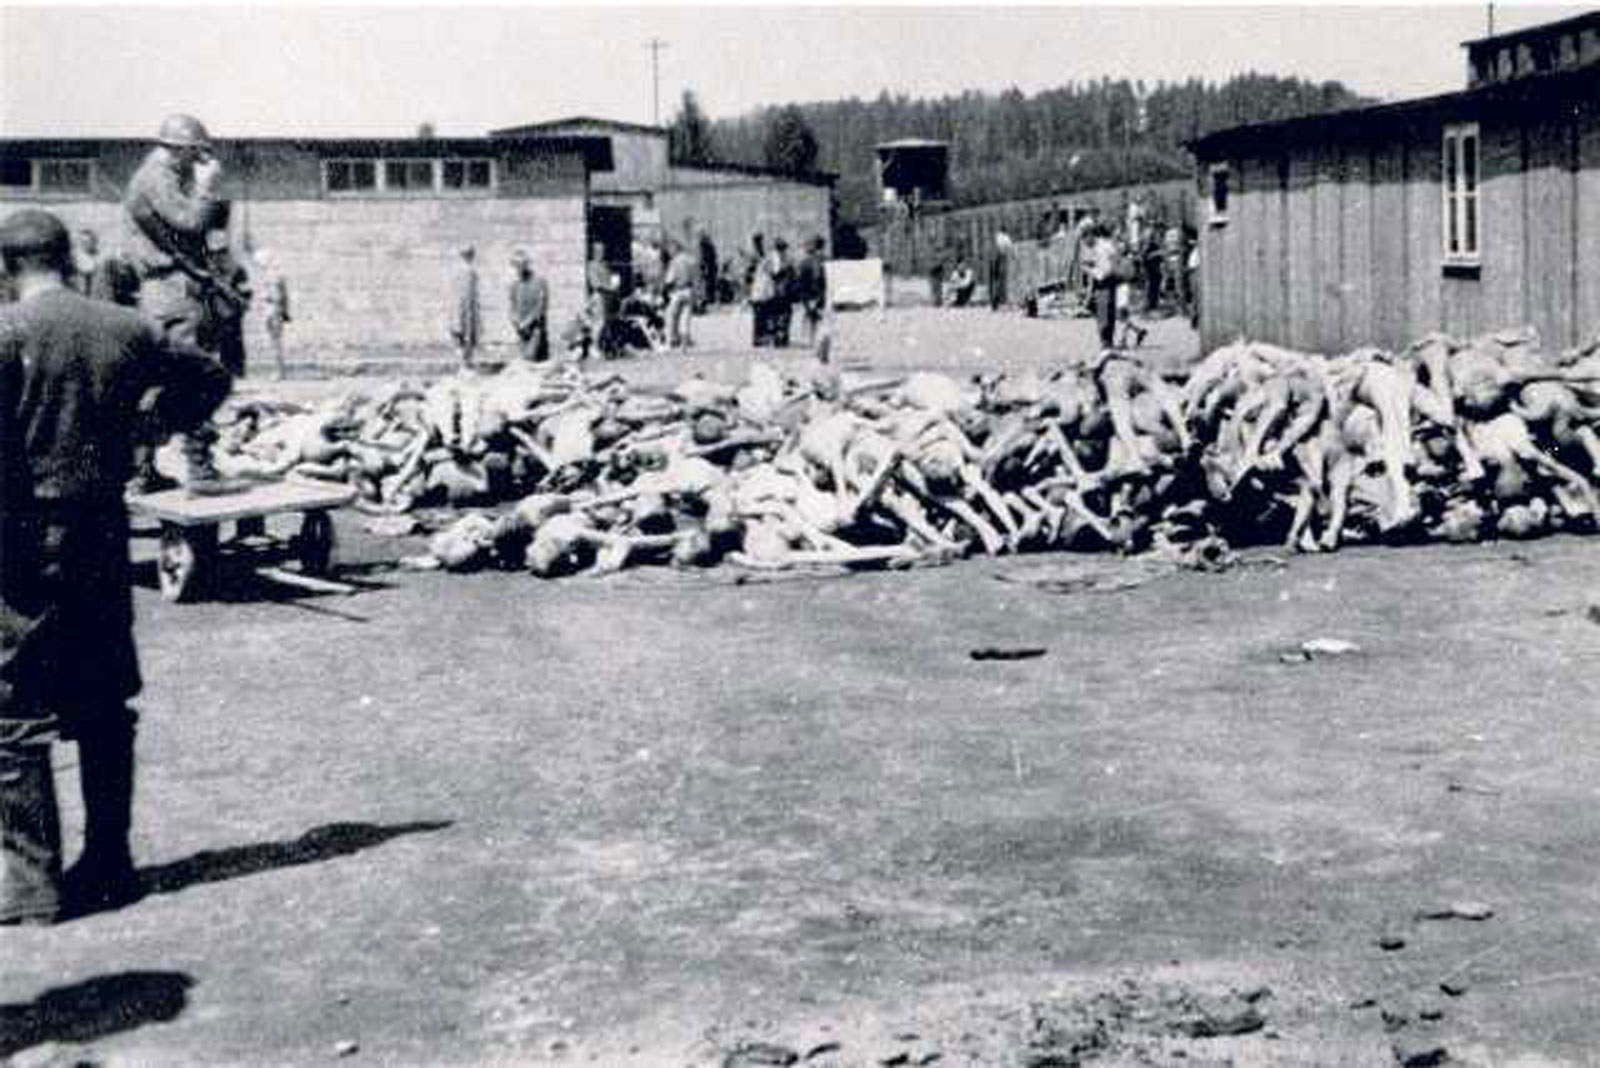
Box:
127;478;357;603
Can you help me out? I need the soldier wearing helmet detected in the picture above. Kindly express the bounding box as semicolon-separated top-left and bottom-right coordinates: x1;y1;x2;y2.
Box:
121;114;243;494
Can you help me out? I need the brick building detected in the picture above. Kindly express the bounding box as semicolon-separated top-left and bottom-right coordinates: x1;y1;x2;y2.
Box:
0;133;610;356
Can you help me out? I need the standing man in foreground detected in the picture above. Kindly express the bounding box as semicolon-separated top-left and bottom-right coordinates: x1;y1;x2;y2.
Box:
122;113;244;494
0;209;233;924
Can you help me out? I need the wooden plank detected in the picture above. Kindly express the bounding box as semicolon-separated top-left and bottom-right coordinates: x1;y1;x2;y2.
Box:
1404;128;1446;339
1247;156;1279;345
1236;158;1257;342
1203;179;1222;351
1341;144;1375;348
1576;109;1600;345
1287;151;1319;351
128;479;356;526
1524;115;1577;350
1479;118;1528;335
1312;140;1345;354
1370;140;1409;350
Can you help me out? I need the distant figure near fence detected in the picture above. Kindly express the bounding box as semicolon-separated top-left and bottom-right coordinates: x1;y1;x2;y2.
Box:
988;230;1011;311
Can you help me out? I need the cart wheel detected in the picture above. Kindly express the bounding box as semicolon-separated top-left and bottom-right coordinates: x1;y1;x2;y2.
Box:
297;511;336;575
158;524;214;603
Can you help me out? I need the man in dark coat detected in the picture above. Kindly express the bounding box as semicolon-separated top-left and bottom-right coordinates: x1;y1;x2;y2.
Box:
0;208;232;923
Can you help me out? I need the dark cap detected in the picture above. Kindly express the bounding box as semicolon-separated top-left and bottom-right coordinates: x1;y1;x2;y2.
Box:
0;208;71;260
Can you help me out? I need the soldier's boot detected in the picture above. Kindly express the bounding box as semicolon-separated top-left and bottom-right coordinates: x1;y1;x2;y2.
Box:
0;745;63;926
125;444;177;497
64;726;143;916
178;430;248;497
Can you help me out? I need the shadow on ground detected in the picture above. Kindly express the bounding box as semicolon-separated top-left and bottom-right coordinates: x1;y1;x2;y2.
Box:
0;970;195;1059
139;820;452;897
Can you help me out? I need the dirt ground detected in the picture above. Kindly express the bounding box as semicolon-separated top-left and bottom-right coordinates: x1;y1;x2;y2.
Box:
5;307;1600;1067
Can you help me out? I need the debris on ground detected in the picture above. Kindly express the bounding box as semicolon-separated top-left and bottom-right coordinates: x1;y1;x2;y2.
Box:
1301;637;1361;656
1378;935;1408;951
1417;901;1494;922
968;646;1049;661
1392;1039;1450;1067
723;1040;802;1066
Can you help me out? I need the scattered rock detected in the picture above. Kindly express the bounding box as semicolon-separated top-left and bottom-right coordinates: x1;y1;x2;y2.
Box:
1586;603;1600;624
1302;637;1360;656
1439;981;1468;998
1377;934;1407;951
803;1042;842;1061
1170;1002;1265;1039
333;1040;360;1057
724;1043;800;1067
1381;1010;1409;1034
892;1032;921;1042
877;1054;910;1067
1392;1039;1449;1067
1278;650;1312;665
1419;1006;1445;1022
1239;985;1273;1004
1417;901;1494;921
1350;997;1379;1010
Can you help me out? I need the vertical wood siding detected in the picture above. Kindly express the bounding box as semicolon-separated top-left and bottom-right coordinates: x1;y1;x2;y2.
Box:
1197;101;1600;355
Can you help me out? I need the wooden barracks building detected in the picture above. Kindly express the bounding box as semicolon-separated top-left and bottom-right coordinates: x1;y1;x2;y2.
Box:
1189;10;1600;356
0;117;834;357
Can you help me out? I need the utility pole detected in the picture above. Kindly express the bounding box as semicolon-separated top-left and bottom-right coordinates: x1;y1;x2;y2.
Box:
645;38;668;125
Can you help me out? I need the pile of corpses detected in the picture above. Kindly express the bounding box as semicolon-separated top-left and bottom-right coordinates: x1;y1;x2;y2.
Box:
203;327;1600;577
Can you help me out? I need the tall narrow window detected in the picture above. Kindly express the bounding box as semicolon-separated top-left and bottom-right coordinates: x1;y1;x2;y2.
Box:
1208;164;1230;226
1442;123;1480;264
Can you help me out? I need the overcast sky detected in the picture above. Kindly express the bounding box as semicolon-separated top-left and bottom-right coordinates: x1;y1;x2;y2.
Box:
0;3;1588;139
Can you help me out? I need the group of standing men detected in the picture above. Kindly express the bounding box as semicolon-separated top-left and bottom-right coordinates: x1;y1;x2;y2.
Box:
747;233;826;348
1;114;245;926
449;244;551;366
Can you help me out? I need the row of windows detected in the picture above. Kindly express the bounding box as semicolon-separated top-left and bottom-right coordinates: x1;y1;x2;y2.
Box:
0;157;496;198
0;158;95;195
1206;122;1483;267
324;157;495;195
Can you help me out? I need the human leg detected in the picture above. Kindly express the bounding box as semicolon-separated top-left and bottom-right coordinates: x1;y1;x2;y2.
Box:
64;717;142;914
0;743;61;925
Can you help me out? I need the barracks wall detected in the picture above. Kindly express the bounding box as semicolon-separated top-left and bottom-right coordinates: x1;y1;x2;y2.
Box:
1195;72;1600;355
0;139;591;362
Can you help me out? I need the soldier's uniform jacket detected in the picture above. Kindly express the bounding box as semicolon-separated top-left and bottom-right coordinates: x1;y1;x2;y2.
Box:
0;288;231;723
121;149;220;282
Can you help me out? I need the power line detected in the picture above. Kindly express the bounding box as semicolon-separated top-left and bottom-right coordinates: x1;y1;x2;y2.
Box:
645;38;668;126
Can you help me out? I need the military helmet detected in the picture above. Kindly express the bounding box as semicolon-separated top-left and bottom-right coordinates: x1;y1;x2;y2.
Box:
157;113;213;150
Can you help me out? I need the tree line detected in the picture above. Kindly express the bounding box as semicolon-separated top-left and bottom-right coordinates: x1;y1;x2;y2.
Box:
670;74;1374;227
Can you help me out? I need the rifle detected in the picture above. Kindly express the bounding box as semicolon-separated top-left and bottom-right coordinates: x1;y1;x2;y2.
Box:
127;194;249;313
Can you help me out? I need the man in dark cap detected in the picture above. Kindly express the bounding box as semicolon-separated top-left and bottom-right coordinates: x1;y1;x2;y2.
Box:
122;113;243;493
0;208;232;924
